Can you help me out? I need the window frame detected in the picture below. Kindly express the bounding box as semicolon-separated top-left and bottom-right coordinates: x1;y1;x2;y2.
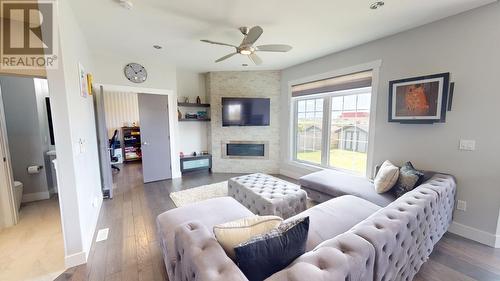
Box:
291;86;374;176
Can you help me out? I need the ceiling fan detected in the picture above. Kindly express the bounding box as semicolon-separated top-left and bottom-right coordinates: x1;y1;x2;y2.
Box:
201;26;292;65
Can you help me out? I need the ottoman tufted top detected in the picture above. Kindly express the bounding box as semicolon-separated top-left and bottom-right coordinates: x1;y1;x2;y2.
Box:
231;173;302;202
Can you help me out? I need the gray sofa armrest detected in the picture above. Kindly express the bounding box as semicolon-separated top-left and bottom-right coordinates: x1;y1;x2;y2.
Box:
265;232;375;281
174;221;249;281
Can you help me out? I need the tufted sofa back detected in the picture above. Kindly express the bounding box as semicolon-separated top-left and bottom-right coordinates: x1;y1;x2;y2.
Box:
265;231;375;281
350;174;456;281
163;174;455;281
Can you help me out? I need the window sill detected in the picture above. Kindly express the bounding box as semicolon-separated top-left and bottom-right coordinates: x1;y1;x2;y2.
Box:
288;159;368;178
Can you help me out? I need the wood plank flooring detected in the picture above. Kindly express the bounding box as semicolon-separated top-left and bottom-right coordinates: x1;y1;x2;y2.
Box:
56;163;500;281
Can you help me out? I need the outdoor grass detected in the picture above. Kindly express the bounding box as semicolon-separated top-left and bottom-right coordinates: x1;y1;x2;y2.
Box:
297;149;367;174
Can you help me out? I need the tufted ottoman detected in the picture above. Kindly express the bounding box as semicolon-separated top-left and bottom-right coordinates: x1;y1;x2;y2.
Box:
228;173;307;219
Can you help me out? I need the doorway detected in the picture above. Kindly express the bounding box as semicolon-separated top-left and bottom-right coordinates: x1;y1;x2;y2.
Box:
0;75;64;281
95;86;174;198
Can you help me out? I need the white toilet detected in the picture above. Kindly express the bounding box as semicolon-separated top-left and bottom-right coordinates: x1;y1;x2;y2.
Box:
13;181;23;211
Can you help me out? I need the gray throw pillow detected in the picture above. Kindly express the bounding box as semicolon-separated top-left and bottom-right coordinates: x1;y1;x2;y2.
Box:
234;217;309;281
392;162;424;197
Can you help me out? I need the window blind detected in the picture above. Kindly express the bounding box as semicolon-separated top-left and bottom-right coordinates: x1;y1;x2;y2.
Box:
292;70;372;97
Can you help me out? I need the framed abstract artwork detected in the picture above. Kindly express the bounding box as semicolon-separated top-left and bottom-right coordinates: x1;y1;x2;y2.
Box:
78;63;88;98
388;73;450;123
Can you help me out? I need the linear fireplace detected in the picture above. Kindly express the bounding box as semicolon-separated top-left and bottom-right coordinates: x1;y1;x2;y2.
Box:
222;141;269;159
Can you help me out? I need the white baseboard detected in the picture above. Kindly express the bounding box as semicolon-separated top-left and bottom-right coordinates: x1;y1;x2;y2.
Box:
22;191;50;203
448;221;500;248
64;251;87;268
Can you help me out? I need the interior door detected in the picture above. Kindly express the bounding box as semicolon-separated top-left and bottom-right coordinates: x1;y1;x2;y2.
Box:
94;86;113;198
138;93;172;183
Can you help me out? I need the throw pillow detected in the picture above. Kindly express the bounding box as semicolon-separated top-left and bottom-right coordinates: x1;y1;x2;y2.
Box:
234;217;310;281
374;160;400;193
392;162;425;197
213;215;283;260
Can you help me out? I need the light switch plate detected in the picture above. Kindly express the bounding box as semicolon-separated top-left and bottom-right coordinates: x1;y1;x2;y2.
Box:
457;200;467;211
459;139;475;151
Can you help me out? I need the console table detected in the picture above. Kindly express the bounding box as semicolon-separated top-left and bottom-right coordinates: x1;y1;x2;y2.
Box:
180;154;212;174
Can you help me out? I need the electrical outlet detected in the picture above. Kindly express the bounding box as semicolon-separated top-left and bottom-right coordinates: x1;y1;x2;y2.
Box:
457;200;467;211
459;139;476;151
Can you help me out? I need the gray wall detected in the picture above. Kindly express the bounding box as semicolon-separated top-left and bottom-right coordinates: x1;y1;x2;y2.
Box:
208;71;281;174
280;3;500;242
0;76;49;198
176;69;209;155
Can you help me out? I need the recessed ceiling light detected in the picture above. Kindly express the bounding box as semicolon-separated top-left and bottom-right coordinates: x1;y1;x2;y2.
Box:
370;1;385;10
153;45;162;49
242;64;248;67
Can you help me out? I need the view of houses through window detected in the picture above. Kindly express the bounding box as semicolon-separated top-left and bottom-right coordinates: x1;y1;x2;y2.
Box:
295;87;371;175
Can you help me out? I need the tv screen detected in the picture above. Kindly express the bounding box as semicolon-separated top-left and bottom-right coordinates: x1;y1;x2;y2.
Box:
222;97;270;126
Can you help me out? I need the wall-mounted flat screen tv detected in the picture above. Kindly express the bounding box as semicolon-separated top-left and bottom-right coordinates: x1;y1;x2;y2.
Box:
222;97;270;126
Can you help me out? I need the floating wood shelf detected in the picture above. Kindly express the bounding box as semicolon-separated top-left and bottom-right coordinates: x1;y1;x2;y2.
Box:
178;103;210;108
179;118;211;122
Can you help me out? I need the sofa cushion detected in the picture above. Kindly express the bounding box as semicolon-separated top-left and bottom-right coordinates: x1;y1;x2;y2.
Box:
374;160;400;193
214;215;283;259
235;217;310;281
300;169;396;207
285;195;381;251
391;162;425;197
157;197;253;280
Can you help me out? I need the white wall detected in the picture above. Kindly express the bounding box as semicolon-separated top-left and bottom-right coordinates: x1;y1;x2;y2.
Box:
176;69;209;155
45;0;103;266
280;2;500;246
92;52;177;92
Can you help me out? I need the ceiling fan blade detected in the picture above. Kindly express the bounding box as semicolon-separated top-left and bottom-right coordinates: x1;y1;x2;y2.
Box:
248;53;263;65
241;26;263;46
215;52;237;63
200;39;237;48
256;44;292;52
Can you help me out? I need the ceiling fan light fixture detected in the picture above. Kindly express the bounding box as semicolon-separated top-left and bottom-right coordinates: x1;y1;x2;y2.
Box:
240;49;252;55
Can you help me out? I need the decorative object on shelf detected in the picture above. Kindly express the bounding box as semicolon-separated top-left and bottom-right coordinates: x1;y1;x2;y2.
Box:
178;109;182;120
184;96;189;103
180;152;184;158
196;96;201;104
388;72;450;124
78;63;88;98
200;151;209;155
197;111;208;119
124;62;147;83
86;73;94;95
192;152;197;156
185;112;198;119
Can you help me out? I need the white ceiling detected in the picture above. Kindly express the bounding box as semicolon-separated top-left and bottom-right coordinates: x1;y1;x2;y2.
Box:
69;0;495;72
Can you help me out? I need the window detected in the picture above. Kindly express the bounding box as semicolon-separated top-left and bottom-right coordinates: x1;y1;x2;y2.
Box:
292;71;373;175
296;98;323;164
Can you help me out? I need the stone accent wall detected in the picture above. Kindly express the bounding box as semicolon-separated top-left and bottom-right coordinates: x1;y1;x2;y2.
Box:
207;71;280;174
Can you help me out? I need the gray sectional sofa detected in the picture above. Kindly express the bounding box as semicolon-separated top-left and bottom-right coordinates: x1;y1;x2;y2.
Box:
157;172;456;281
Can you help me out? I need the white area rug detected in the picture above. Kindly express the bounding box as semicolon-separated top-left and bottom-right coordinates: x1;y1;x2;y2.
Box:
170;180;316;209
170;181;229;207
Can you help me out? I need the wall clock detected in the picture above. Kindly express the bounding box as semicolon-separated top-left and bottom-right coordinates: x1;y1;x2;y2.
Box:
124;63;147;83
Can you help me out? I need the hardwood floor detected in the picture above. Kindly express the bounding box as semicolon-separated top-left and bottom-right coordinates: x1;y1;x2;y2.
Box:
56;163;500;281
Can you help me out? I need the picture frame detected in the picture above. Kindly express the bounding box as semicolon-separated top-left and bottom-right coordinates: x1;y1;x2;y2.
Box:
388;72;450;124
78;63;89;98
